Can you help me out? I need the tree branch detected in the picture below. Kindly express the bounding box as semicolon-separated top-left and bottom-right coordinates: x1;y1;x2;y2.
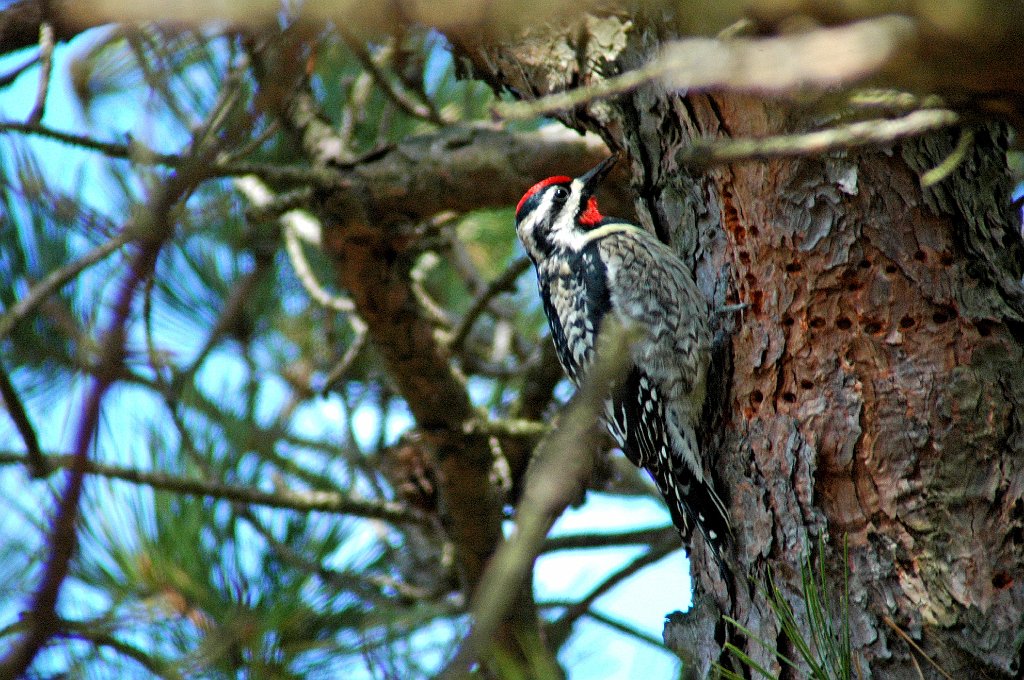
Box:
25;21;54;125
57;620;180;680
462;417;549;439
0;229;132;340
541;524;676;553
679;109;961;168
0;450;430;525
440;320;636;678
537;602;665;648
339;29;448;125
546;536;679;649
448;256;530;353
495;16;914;120
0;215;167;679
0;361;44;476
0;120;633;217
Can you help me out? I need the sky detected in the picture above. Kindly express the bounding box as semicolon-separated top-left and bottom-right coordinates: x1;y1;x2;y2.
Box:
0;29;692;678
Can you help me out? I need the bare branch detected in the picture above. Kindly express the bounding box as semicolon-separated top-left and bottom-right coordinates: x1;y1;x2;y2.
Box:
679;109;961;168
0;361;44;477
0;53;39;88
546;536;678;648
920;127;974;187
0;120;630;217
440;319;636;678
179;260;270;380
0;230;132;340
583;609;666;648
234;174;355;312
0;223;165;679
0;120;179;163
881;616;955;680
320;318;369;394
339;30;449;125
657;16;915;93
537;602;665;648
462;417;548;439
57;619;181;680
495;16;916;120
126;29;200;130
0;450;430;525
449;256;530;353
541;524;676;553
25;21;53;125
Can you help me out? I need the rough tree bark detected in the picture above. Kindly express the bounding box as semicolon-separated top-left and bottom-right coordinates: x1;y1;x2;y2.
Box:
455;12;1024;679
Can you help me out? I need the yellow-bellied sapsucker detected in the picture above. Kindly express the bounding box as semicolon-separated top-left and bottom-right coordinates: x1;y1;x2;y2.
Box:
515;155;731;568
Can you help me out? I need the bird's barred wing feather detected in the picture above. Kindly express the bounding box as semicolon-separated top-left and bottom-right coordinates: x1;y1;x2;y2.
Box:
604;366;731;563
595;225;731;561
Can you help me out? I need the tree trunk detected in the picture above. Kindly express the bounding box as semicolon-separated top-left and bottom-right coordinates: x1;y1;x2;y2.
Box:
456;14;1024;678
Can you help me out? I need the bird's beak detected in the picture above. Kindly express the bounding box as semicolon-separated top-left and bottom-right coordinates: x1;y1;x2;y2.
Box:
578;153;619;193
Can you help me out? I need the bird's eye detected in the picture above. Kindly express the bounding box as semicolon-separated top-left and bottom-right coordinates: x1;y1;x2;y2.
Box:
553;186;569;201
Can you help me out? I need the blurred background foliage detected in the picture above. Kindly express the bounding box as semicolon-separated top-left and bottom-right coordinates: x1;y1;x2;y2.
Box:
0;20;678;679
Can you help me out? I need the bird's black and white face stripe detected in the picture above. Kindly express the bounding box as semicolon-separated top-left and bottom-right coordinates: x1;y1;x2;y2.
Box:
515;154;619;263
515;176;586;262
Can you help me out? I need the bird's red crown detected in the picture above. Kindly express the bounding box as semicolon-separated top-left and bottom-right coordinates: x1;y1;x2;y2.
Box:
516;175;571;217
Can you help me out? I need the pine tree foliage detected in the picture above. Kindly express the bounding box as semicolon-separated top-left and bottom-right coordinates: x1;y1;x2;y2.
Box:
2;3;1024;678
0;22;667;678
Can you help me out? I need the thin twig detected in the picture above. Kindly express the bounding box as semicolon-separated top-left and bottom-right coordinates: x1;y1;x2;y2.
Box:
0;229;132;341
586;609;664;648
237;505;436;603
223;118;280;164
340;31;448;125
537;602;664;648
449;256;530;353
25;22;54;125
0;121;344;185
920;127;973;187
234;175;356;313
189;51;250;155
462;417;549;439
547;537;677;645
0;451;430;525
882;616;954;680
541;524;676;553
180;259;270;380
242;186;313;220
439;319;636;678
282;218;354;309
126;29;196;130
0;231;165;678
0;120;178;163
495;63;661;120
678;109;960;168
410;252;455;328
0;361;45;477
57;620;180;680
320;318;368;394
0;54;39;88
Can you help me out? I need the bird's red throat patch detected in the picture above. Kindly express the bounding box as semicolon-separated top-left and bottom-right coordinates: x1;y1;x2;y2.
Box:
578;196;603;227
516;176;571;217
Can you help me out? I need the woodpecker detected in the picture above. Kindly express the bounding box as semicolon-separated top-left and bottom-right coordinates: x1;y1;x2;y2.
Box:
515;155;731;568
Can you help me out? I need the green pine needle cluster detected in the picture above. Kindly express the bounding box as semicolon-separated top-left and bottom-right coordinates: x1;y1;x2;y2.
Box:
718;537;854;680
